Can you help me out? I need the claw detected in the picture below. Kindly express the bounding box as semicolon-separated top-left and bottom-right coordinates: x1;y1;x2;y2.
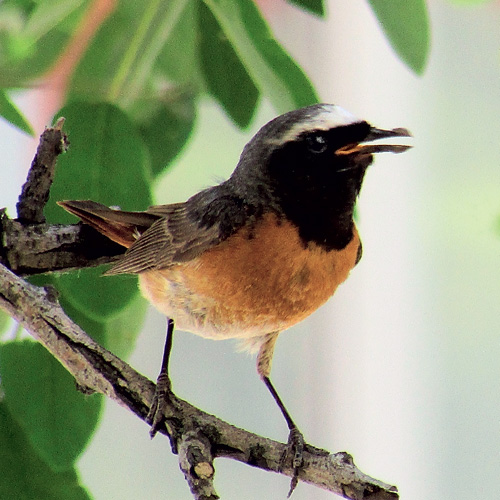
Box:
147;371;172;438
289;427;304;470
147;396;163;439
279;427;305;497
287;475;299;499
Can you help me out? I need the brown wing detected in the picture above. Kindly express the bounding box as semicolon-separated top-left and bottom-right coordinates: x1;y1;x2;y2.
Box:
57;200;221;275
57;200;158;247
107;204;220;275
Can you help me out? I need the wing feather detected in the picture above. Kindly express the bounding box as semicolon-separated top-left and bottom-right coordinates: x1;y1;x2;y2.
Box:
106;205;220;275
60;185;246;276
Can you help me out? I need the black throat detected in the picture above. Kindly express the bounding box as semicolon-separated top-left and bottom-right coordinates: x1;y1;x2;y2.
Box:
198;120;374;251
189;159;369;251
263;134;373;250
272;164;368;250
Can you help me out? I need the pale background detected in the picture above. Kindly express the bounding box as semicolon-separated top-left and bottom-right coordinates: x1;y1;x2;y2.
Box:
1;1;500;499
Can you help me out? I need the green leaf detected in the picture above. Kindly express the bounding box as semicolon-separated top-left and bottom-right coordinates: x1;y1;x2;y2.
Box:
134;93;197;178
69;0;190;104
0;308;10;337
0;30;65;84
367;0;430;74
0;402;91;500
0;3;33;64
68;2;141;99
46;101;152;321
57;267;139;322
103;294;148;358
198;1;259;127
0;340;103;471
24;0;87;43
59;293;147;360
0;1;88;86
46;102;152;213
29;273;146;360
154;0;201;87
287;0;325;17
111;0;190;105
202;0;318;118
0;90;34;135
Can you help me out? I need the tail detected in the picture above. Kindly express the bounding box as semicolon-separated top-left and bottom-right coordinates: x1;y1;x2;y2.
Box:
58;200;159;249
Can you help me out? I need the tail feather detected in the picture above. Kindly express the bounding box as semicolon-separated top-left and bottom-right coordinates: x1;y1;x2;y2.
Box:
57;200;158;248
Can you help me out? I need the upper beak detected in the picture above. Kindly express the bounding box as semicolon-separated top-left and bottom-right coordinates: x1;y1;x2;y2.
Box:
335;127;413;156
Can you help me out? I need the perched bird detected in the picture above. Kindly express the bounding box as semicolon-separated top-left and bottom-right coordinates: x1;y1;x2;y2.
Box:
59;103;411;486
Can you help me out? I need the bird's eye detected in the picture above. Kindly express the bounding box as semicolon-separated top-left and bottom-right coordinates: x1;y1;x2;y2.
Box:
306;134;328;154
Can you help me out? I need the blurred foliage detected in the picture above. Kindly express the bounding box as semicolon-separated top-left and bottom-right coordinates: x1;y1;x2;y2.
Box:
0;400;91;500
0;0;432;497
0;341;103;471
0;90;34;135
0;0;432;132
45;101;152;321
368;0;430;74
0;308;10;337
287;0;325;17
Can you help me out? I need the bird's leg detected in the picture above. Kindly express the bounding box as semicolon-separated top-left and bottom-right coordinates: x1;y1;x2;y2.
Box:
263;375;305;462
257;333;304;497
147;317;175;439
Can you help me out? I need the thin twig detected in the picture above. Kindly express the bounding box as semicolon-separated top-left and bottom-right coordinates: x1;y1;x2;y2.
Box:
16;118;68;223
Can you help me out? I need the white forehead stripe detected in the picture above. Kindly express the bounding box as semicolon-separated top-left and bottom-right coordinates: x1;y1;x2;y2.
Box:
278;105;360;144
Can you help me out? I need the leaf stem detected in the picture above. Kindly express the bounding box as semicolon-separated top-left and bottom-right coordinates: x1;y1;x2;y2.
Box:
107;0;163;102
123;0;189;106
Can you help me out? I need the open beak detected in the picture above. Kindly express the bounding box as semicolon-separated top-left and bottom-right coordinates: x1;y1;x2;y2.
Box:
335;127;413;156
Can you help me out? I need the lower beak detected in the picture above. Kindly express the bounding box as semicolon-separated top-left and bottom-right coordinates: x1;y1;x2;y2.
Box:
335;127;412;156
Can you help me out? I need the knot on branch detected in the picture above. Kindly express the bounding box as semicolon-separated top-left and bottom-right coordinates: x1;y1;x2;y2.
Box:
179;429;218;500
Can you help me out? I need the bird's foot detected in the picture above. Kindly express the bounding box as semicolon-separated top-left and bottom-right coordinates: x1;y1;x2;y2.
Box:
280;427;305;497
146;371;174;440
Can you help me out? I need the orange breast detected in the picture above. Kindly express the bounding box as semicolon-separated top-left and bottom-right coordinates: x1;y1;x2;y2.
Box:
139;213;360;339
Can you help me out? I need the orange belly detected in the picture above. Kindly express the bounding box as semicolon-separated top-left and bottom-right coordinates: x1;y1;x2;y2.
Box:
139;214;360;344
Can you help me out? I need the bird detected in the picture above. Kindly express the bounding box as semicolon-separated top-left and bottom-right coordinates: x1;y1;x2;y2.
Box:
58;103;411;489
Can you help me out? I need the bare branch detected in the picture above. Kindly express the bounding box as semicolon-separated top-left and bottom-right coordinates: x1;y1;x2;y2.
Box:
1;118;122;276
16;118;68;223
0;211;123;275
179;429;218;500
0;262;398;499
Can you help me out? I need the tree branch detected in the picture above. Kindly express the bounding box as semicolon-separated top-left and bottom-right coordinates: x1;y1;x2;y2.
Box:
1;118;123;276
0;263;398;499
0;120;399;499
0;211;123;276
16;117;68;224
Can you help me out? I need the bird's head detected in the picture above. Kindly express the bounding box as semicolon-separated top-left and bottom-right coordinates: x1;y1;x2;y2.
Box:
230;103;412;249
